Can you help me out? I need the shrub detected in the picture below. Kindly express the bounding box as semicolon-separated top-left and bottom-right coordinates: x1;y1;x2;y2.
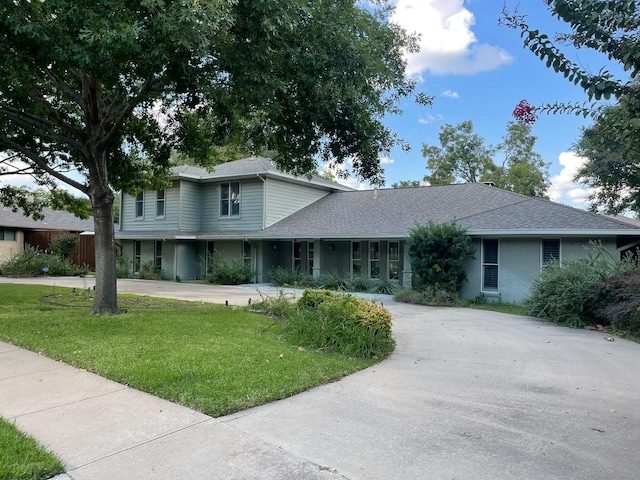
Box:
287;290;394;358
394;286;462;307
116;254;131;278
268;266;315;288
206;251;252;285
587;270;640;333
248;290;297;319
0;245;87;277
316;271;349;291
344;275;371;292
525;244;637;328
367;278;402;295
50;233;79;260
407;221;475;292
137;260;162;280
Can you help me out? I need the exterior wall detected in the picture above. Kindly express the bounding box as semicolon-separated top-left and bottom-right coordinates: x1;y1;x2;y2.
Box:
120;183;181;231
174;241;200;281
178;181;201;231
0;229;23;261
461;236;620;304
200;179;264;232
264;178;329;227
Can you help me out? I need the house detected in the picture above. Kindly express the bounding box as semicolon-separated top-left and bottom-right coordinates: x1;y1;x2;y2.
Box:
0;206;96;269
116;156;640;303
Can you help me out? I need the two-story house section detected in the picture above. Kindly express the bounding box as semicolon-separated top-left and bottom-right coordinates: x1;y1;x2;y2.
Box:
116;156;353;281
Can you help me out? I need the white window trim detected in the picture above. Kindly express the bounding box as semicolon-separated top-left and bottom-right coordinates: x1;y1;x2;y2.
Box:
481;238;499;292
388;241;400;281
369;240;380;279
351;241;362;277
219;181;241;218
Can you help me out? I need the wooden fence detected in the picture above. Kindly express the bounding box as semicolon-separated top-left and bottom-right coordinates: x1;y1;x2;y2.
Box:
24;231;96;271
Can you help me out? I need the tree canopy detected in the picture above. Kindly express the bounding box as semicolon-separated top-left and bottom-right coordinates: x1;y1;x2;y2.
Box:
421;120;550;197
0;0;424;313
503;0;640;214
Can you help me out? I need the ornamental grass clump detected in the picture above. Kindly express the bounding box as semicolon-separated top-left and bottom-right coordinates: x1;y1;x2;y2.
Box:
287;290;394;358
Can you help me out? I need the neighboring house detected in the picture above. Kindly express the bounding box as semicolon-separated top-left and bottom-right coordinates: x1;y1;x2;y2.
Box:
116;156;640;303
0;206;96;270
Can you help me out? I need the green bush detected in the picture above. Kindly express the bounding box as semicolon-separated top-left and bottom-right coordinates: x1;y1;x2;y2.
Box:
525;245;637;327
315;271;349;291
367;278;402;295
394;286;462;307
206;251;252;285
287;290;394;358
407;221;475;292
137;260;162;280
268;266;315;287
587;270;640;332
116;254;131;278
0;245;87;277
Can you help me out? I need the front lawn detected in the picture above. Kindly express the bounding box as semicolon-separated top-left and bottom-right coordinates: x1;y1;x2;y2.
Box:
0;284;378;417
0;417;64;480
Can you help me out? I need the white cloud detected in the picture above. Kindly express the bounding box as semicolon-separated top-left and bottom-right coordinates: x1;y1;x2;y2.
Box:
380;156;395;165
442;89;460;99
548;152;593;208
418;113;443;125
391;0;513;77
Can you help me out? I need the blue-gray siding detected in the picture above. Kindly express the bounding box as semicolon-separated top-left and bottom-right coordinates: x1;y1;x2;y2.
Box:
179;181;201;231
264;178;328;227
200;179;264;232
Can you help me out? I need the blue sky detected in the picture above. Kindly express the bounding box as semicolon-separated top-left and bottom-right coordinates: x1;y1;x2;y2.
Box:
333;0;627;210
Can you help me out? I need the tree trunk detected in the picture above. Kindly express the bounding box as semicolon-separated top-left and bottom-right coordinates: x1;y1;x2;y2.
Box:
90;178;120;314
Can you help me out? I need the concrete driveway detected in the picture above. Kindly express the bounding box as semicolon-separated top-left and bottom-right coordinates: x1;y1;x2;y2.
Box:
1;277;639;479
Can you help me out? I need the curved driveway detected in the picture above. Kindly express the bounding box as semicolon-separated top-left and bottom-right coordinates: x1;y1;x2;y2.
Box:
1;277;639;479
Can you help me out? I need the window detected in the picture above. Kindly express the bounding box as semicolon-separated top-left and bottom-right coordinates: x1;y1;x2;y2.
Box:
388;241;400;280
352;242;362;276
243;241;252;267
542;239;560;266
155;241;162;270
0;229;16;241
308;242;314;272
156;190;165;217
220;182;240;217
369;241;380;278
134;241;141;272
482;239;499;291
135;192;144;218
293;241;302;271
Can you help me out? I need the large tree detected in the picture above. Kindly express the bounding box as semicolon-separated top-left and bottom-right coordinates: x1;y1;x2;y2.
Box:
421;120;549;196
503;0;640;214
0;0;423;314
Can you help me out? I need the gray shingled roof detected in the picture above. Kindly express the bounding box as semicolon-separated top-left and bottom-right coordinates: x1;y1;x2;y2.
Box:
171;156;353;191
256;183;640;238
0;206;94;232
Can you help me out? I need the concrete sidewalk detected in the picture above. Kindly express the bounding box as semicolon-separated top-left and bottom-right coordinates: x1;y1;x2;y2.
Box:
1;278;640;479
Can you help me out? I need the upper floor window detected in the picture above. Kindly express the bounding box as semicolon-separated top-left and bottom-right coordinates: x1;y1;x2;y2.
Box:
220;182;240;217
542;239;561;267
135;192;144;218
0;228;16;241
156;190;165;217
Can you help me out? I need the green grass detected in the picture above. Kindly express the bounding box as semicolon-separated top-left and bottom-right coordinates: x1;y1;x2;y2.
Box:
467;302;530;316
0;417;64;480
0;284;377;417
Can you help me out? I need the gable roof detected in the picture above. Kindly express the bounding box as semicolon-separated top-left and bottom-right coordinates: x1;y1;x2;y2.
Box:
257;183;640;239
0;206;94;232
171;156;353;192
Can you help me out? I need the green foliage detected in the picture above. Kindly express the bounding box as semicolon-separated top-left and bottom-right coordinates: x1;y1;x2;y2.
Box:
137;260;162;281
367;278;402;295
0;245;87;277
267;266;314;288
407;221;475;292
394;286;463;307
574;89;640;215
586;270;640;332
422;120;550;196
287;290;394;358
0;417;64;480
525;244;637;327
0;0;424;314
206;251;252;285
115;255;131;279
50;233;79;259
391;179;421;188
315;271;350;291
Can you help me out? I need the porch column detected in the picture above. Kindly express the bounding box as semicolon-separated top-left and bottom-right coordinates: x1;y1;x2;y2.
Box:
312;239;322;279
402;241;412;288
